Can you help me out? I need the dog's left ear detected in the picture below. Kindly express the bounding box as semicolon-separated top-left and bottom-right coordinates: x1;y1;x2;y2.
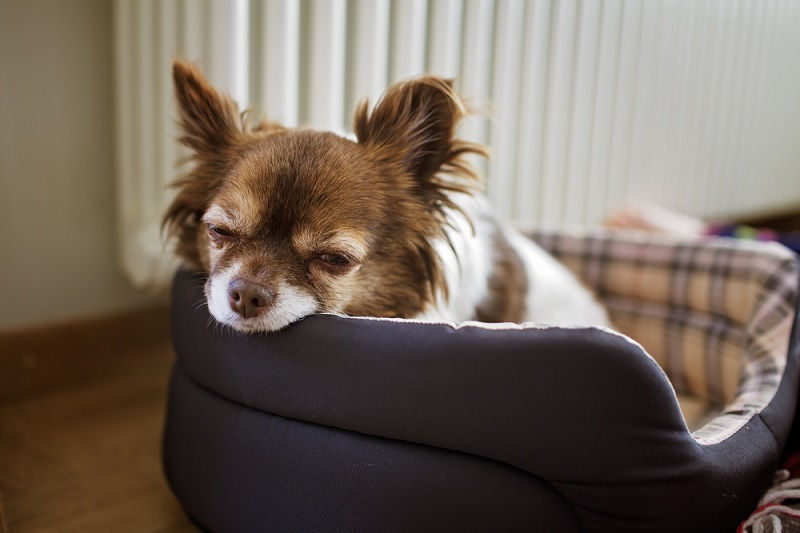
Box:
353;77;486;197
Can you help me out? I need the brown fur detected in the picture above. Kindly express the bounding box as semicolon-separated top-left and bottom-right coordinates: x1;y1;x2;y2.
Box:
163;60;488;320
474;231;529;323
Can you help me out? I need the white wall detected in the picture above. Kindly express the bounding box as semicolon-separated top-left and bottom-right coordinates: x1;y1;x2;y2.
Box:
117;0;800;288
0;0;158;332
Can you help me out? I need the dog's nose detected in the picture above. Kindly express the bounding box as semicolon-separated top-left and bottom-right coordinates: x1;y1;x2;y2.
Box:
228;278;275;319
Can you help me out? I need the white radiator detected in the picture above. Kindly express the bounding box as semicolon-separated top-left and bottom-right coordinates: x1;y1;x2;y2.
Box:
114;0;800;288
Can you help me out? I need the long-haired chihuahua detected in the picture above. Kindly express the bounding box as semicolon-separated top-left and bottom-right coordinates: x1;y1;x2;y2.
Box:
163;60;611;333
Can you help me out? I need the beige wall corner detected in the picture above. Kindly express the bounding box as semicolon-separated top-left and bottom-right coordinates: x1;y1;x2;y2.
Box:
0;0;161;332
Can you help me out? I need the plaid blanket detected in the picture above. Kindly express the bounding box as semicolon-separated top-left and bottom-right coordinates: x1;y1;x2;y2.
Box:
738;452;800;533
529;229;799;446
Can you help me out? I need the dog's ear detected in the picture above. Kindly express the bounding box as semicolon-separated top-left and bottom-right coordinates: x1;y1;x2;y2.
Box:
164;60;244;268
172;60;242;154
353;77;486;198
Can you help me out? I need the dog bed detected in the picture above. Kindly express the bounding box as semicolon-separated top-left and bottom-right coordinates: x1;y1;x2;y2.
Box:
162;230;800;532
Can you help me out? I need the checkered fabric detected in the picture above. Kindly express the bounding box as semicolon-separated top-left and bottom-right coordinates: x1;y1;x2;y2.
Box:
528;228;799;446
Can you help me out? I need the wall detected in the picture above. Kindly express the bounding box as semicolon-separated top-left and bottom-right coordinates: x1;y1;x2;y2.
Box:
0;0;158;332
116;1;800;288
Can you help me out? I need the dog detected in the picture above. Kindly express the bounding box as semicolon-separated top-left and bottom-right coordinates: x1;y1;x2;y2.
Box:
164;60;611;333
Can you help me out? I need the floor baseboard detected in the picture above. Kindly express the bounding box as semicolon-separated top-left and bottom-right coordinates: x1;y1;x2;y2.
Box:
0;306;170;403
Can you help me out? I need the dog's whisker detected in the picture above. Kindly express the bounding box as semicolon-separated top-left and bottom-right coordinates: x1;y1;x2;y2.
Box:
191;297;208;312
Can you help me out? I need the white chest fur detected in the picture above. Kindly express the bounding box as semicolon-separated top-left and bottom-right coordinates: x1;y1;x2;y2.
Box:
419;193;612;328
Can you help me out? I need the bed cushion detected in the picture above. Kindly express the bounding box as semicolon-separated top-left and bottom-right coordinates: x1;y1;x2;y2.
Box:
532;229;800;443
163;230;800;532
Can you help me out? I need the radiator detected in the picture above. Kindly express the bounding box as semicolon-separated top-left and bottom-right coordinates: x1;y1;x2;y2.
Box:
113;0;800;288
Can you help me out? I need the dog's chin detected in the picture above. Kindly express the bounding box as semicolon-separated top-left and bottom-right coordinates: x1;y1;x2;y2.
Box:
205;277;320;333
207;307;307;333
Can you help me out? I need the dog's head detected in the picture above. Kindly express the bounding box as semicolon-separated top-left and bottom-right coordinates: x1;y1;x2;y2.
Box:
164;60;486;332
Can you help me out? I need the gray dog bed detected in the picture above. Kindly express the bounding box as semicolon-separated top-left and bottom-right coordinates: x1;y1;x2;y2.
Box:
163;230;800;532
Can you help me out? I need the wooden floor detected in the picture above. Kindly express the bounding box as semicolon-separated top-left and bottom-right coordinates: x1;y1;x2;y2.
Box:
0;308;197;533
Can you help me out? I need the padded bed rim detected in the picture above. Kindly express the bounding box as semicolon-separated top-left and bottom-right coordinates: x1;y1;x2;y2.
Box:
165;269;800;529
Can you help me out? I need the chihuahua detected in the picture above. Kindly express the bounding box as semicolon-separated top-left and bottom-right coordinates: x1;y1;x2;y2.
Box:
164;60;611;333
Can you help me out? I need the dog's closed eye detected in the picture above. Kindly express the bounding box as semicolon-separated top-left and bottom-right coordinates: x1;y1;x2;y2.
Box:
207;224;236;244
308;253;355;274
318;253;350;266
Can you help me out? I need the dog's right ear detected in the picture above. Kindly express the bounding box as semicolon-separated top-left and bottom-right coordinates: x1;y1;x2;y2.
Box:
164;61;243;268
172;60;242;154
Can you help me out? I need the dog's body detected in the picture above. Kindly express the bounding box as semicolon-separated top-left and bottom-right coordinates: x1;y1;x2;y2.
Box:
423;192;611;326
165;61;611;333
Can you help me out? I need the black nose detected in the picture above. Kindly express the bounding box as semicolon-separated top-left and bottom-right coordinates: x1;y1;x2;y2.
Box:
228;278;275;318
